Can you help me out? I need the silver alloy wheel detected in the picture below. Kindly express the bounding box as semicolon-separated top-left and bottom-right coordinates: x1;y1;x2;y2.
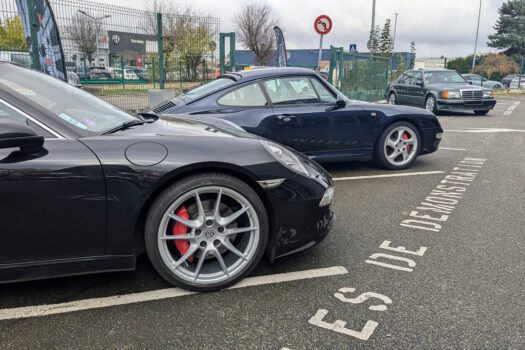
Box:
426;97;435;112
383;126;418;167
389;93;396;104
157;186;260;286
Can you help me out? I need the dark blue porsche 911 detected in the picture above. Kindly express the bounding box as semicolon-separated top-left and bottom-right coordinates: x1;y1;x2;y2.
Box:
152;68;443;170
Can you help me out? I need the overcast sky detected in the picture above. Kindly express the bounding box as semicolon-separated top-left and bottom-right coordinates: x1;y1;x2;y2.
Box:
109;0;506;58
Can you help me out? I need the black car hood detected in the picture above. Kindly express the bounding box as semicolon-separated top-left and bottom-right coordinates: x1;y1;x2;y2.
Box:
426;83;489;91
110;116;259;140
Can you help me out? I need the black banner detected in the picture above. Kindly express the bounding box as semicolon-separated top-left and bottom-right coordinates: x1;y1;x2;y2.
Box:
16;0;67;81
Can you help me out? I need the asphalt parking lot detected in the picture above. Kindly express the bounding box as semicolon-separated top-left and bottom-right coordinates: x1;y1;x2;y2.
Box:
1;95;524;349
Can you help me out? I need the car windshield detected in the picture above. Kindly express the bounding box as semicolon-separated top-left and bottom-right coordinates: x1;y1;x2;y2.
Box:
424;71;467;84
0;63;137;136
183;77;236;102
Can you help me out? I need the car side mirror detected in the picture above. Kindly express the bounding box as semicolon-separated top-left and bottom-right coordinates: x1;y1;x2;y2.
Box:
326;99;346;112
468;81;472;85
416;79;424;87
0;120;44;155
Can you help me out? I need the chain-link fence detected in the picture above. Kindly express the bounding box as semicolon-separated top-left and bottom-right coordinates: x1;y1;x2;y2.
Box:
0;0;220;112
328;47;390;102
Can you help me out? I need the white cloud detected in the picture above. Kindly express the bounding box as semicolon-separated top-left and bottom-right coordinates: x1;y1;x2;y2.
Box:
107;0;506;57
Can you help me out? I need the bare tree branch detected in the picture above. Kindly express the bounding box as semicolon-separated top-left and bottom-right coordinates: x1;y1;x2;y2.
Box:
234;3;278;66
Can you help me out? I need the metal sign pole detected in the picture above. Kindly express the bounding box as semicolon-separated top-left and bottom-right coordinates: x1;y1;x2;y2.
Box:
317;35;324;71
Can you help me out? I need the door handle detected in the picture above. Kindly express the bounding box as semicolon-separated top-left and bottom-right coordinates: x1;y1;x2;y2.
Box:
277;115;296;123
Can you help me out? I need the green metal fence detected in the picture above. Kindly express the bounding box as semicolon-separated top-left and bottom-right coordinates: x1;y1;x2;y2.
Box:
0;0;220;112
328;47;390;102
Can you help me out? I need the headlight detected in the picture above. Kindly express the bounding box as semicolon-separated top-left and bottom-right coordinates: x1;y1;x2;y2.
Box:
441;91;461;99
483;90;493;98
261;141;309;177
319;186;334;207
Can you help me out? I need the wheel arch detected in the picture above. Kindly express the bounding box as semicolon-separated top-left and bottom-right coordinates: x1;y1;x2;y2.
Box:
132;162;275;259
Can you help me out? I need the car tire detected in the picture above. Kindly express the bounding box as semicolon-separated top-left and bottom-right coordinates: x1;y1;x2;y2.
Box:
375;121;421;170
425;95;438;114
388;92;398;105
145;173;269;292
474;110;490;116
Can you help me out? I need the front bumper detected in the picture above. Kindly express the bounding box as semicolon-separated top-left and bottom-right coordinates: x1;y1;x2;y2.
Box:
436;98;496;112
420;127;443;155
263;161;335;260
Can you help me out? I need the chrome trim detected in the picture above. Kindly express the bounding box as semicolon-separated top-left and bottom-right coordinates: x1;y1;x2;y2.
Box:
0;98;65;139
257;178;285;189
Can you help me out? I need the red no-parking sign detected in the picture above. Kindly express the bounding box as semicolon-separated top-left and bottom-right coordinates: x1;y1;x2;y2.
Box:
314;15;332;71
314;15;332;36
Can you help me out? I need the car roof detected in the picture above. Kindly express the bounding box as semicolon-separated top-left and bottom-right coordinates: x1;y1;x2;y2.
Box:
416;68;454;72
221;67;317;82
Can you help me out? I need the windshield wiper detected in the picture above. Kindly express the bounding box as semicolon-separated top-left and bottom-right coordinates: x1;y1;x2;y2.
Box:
102;119;154;135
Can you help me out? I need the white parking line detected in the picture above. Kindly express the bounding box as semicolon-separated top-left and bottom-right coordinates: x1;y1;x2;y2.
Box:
503;101;520;116
439;147;466;151
333;171;445;181
0;266;348;321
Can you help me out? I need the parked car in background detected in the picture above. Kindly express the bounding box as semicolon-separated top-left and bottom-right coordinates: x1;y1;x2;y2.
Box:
509;76;525;89
501;74;519;88
151;67;443;170
76;66;89;80
387;68;496;116
66;71;82;88
0;61;334;291
462;74;504;90
130;67;149;81
88;67;111;80
112;68;139;80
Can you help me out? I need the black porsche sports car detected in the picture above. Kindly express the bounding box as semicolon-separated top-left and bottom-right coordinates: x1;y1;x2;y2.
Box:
151;67;443;170
0;61;334;291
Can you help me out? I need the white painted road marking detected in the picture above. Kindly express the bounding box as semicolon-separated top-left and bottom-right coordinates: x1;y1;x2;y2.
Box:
440;147;466;151
503;101;520;116
333;171;445;181
0;266;348;321
445;128;525;133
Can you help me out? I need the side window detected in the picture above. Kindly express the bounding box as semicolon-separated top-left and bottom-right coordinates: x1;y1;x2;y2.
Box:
398;73;408;84
404;72;415;85
0;102;27;124
217;83;267;107
264;77;320;105
413;72;423;86
0;102;54;138
310;78;337;104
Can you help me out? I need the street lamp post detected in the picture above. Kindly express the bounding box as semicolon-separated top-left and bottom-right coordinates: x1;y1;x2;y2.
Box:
78;10;111;66
393;13;399;51
472;0;482;70
371;0;376;35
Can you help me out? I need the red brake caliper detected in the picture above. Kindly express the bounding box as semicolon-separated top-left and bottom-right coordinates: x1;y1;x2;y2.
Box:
172;206;193;263
402;132;411;153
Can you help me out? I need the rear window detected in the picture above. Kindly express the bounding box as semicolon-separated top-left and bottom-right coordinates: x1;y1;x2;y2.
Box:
183;78;236;102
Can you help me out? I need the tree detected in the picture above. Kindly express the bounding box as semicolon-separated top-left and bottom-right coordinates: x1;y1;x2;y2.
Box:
367;25;381;54
472;53;519;80
0;16;28;51
69;14;97;63
170;8;216;81
488;0;525;55
447;55;475;73
144;1;216;81
396;53;406;75
234;3;277;66
378;19;393;57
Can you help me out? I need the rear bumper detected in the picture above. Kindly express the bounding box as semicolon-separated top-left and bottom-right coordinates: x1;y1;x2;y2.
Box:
436;99;496;112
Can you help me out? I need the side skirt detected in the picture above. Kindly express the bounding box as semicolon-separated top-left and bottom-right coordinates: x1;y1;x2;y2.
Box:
0;255;136;284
